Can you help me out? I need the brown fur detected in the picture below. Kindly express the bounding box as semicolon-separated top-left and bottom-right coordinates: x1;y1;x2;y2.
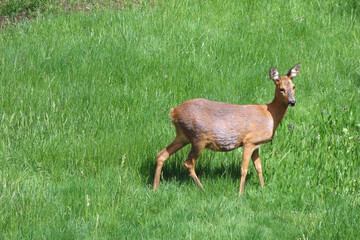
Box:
153;63;300;195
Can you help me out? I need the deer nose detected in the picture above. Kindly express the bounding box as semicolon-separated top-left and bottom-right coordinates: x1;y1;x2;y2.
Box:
288;100;296;106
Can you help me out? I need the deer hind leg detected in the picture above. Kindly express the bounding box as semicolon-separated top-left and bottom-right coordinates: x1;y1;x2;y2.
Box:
184;144;205;190
153;136;188;190
239;144;255;195
251;148;264;189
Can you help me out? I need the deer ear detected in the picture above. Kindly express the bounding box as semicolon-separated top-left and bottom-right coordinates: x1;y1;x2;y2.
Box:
270;67;279;82
287;63;301;79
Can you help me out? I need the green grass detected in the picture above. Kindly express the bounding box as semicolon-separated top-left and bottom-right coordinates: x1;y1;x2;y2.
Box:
0;0;359;239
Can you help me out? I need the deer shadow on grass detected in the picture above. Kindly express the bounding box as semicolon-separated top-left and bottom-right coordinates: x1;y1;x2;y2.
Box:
139;149;256;187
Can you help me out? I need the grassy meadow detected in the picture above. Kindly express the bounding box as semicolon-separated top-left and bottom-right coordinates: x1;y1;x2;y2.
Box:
0;0;359;239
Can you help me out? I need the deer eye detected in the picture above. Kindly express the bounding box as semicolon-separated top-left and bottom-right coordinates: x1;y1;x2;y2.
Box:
293;86;295;90
279;88;285;92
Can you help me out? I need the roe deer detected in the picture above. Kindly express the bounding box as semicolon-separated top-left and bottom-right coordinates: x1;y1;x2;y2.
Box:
153;63;300;195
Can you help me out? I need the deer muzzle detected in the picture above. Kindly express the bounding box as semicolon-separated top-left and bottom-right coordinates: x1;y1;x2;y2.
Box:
288;100;296;106
288;90;296;107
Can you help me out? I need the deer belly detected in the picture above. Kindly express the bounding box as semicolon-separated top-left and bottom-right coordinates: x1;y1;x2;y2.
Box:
206;132;243;152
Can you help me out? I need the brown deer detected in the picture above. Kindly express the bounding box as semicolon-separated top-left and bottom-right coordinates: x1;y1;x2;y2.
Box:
153;63;300;195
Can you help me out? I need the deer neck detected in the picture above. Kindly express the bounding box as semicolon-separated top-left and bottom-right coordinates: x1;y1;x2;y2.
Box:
267;96;289;132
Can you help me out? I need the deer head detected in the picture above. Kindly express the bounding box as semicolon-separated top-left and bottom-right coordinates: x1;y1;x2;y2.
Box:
270;63;300;107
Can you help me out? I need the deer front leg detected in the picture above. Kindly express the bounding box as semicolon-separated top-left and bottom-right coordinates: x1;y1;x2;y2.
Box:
239;144;255;195
251;148;264;189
